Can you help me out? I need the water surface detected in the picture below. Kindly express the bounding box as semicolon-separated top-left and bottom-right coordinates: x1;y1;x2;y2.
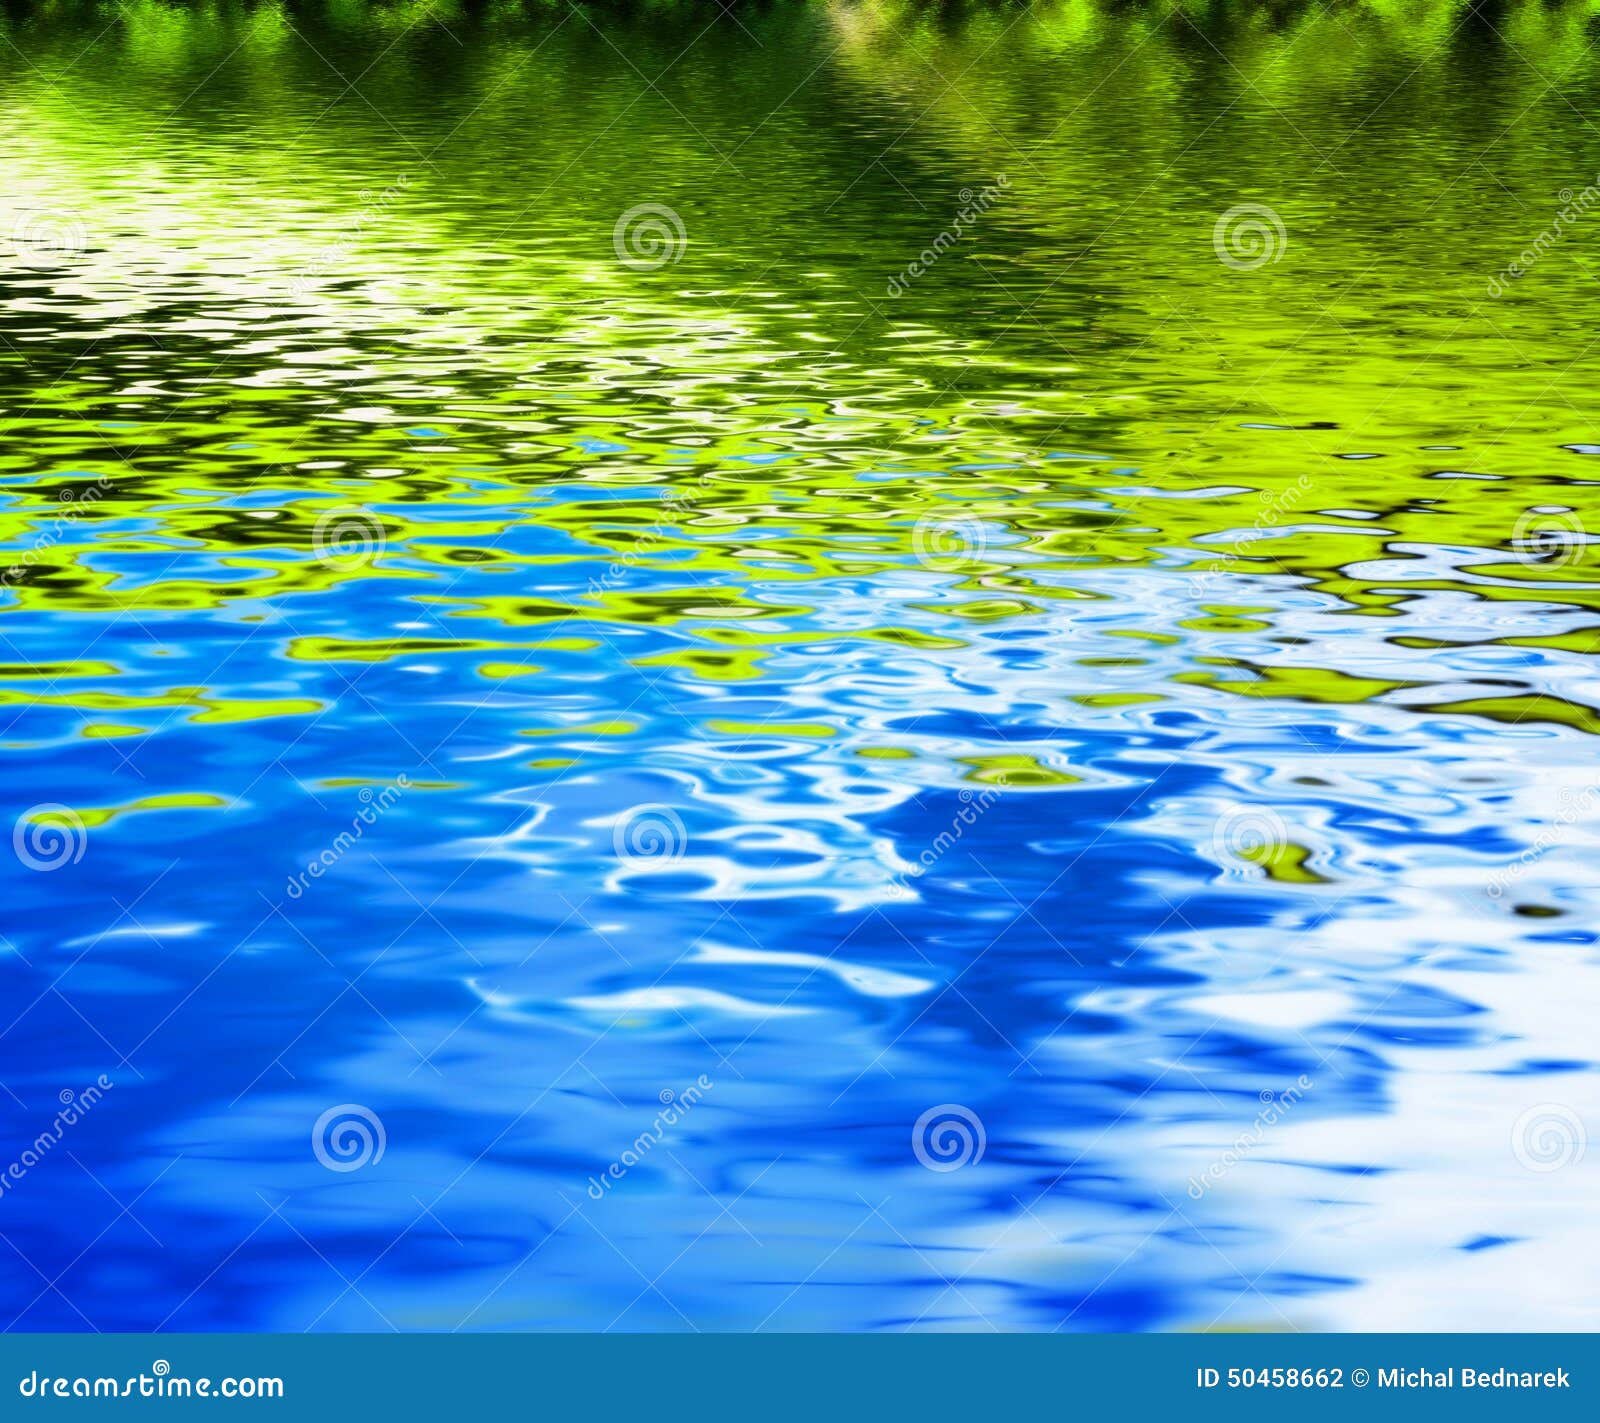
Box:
2;0;1599;1331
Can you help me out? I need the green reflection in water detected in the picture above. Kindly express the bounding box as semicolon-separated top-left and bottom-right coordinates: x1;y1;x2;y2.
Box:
2;0;1599;725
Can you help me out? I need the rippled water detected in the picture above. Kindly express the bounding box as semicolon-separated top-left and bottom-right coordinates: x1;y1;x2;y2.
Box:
3;0;1599;1331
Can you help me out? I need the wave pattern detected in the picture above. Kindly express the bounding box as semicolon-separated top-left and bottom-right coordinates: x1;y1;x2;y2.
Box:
0;0;1597;1331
